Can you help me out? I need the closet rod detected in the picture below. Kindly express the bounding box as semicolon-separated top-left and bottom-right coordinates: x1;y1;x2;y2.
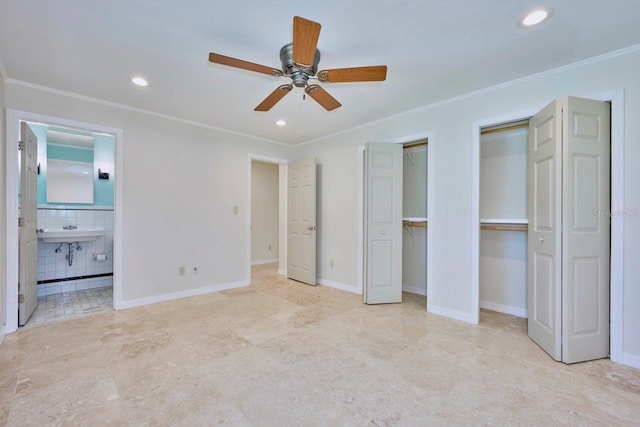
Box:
480;122;529;135
403;140;428;149
480;224;528;232
403;221;427;228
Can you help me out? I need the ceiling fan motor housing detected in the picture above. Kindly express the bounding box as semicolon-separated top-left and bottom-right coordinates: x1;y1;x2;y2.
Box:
280;43;321;87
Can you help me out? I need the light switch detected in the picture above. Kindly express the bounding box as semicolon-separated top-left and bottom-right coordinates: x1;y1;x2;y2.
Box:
233;205;239;215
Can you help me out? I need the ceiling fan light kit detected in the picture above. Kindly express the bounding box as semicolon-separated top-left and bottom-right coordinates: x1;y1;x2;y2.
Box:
208;16;387;112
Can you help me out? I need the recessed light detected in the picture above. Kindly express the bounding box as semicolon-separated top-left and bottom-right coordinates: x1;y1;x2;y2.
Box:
276;120;287;127
131;76;148;87
522;9;549;27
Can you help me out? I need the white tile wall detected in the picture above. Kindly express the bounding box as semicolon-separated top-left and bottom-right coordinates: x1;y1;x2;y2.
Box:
37;206;114;296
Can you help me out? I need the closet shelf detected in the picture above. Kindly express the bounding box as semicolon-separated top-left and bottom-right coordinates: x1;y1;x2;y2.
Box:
403;220;427;228
480;218;528;224
480;222;528;232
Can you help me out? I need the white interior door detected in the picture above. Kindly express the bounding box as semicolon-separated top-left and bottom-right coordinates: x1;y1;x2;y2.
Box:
364;142;402;304
19;122;39;326
287;158;316;285
561;96;610;363
528;100;563;360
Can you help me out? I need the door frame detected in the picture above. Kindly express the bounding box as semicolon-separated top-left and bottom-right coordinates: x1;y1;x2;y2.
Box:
4;109;124;334
246;154;289;280
471;89;625;364
358;132;435;306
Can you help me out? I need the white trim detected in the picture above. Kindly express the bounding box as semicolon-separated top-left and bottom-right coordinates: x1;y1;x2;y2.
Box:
251;258;278;266
277;269;286;276
426;133;434;315
317;278;362;295
295;44;640;147
622;353;640;370
4;109;124;332
357;145;365;296
597;89;625;364
403;286;427;297
118;280;249;310
480;301;527;318
247;154;289;285
429;305;476;324
6;79;289;148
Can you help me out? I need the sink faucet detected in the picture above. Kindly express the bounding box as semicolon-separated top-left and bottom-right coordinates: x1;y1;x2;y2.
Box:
63;225;77;230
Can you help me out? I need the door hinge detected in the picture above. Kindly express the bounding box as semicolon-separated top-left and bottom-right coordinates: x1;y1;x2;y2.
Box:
18;294;24;304
18;140;25;151
18;217;24;227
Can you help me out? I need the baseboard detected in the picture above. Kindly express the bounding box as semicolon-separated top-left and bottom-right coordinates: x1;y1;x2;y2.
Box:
622;352;640;370
277;269;286;276
0;327;5;345
117;279;250;310
403;285;427;296
251;258;278;266
428;304;477;324
480;300;527;318
317;278;362;295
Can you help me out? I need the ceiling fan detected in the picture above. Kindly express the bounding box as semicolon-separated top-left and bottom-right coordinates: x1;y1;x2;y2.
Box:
208;16;387;112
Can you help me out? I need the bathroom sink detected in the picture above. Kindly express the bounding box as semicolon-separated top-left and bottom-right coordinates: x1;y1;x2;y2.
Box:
39;228;105;243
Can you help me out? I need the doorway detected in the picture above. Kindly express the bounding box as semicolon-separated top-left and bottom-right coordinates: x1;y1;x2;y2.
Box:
357;132;434;307
471;90;625;364
247;155;288;281
4;110;123;334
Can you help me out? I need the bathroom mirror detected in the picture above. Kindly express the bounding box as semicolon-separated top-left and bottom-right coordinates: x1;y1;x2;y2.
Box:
46;128;95;204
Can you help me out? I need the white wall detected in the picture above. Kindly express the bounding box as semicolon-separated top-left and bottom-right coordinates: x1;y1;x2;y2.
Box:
293;47;640;366
251;161;279;264
4;82;292;306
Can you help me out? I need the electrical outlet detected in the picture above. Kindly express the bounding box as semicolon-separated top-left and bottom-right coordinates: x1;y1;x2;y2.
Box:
330;259;334;268
268;244;272;251
178;266;185;276
192;266;199;274
233;205;239;215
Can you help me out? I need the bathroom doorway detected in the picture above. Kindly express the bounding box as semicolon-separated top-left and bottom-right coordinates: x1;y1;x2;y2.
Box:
247;155;288;281
4;110;123;333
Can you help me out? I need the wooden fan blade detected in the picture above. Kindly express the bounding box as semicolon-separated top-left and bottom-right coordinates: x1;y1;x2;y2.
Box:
254;85;293;111
305;85;341;111
293;16;321;67
317;65;387;83
209;52;282;76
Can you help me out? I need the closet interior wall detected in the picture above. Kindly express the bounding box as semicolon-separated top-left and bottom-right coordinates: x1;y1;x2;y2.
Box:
402;141;428;296
480;123;528;317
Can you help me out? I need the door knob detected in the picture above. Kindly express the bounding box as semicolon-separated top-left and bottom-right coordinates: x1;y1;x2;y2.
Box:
308;225;317;231
539;236;544;243
381;230;386;235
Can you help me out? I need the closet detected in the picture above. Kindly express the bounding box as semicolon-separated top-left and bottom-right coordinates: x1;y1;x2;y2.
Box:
402;140;428;296
479;121;529;317
479;96;611;364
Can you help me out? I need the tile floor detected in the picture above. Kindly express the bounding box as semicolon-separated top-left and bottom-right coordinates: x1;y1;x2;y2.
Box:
25;286;113;328
0;264;639;426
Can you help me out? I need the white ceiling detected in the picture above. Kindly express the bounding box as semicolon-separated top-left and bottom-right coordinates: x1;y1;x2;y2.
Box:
2;1;640;145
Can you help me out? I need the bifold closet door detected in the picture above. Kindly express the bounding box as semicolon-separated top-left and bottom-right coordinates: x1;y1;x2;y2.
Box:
528;100;562;360
364;142;403;304
528;96;610;364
